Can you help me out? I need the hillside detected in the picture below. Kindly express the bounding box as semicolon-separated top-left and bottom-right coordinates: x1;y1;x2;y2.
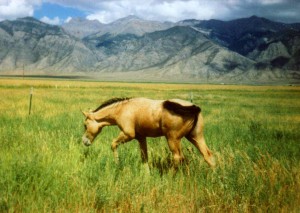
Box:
0;16;299;83
195;16;300;71
0;17;97;72
84;26;254;79
62;17;104;39
62;15;173;38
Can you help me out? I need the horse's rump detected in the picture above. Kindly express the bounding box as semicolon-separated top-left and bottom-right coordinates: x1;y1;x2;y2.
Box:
163;100;201;116
163;100;201;134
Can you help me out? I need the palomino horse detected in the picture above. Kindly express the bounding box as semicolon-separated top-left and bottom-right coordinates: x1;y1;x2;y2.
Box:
82;97;215;167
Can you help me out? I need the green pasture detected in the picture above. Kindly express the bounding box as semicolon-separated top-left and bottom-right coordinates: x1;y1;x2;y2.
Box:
0;79;299;212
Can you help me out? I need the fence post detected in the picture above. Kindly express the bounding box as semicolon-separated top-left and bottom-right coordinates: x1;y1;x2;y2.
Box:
29;87;33;115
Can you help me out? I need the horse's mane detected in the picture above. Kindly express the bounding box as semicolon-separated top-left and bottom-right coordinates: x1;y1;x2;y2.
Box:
93;97;131;112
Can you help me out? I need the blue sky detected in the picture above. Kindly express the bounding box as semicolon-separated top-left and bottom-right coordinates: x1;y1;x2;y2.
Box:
0;0;300;25
35;3;85;20
34;2;85;24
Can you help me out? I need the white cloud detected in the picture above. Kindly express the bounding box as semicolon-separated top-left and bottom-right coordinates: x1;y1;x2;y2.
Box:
85;0;229;23
0;0;41;21
86;1;131;23
144;1;221;22
1;0;298;24
64;16;72;23
40;16;61;25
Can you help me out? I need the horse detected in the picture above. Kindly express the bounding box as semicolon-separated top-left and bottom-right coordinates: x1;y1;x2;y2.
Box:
82;97;215;167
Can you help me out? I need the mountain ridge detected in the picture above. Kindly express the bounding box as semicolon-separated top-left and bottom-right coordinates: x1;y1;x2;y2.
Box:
0;16;299;83
63;15;173;39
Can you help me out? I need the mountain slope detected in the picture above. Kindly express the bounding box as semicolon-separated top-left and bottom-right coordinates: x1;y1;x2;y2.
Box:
85;26;254;78
0;17;97;72
63;15;173;39
194;16;300;71
62;17;104;39
97;15;173;36
0;16;299;82
248;29;300;70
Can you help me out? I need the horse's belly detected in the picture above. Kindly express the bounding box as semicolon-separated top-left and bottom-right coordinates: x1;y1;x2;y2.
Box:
134;102;163;137
142;129;163;137
135;122;163;137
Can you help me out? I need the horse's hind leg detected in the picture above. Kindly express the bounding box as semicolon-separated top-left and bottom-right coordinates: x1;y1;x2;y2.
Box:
166;136;184;166
186;134;216;167
186;113;216;167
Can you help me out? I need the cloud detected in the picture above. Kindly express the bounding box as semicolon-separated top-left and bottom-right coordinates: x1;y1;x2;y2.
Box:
222;0;300;22
147;1;227;22
1;0;299;24
46;0;300;24
0;0;41;21
86;1;133;23
40;16;61;25
64;16;72;23
86;0;230;23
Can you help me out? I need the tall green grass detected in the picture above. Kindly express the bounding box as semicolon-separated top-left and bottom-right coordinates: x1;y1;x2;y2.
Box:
0;79;299;212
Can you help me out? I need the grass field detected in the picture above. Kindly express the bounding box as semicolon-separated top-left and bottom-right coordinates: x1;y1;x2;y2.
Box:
0;79;299;212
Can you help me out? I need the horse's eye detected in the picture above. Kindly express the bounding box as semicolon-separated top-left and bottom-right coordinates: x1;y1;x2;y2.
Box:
84;124;87;130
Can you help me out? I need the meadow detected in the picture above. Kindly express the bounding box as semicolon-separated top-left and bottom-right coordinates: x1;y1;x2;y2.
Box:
0;78;299;212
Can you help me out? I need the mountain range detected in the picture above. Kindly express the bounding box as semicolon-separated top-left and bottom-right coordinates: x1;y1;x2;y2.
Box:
0;15;299;83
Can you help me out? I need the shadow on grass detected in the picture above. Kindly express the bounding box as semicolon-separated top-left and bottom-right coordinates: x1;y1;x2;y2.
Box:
149;156;191;176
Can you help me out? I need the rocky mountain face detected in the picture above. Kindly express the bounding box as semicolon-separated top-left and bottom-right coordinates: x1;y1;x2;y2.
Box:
93;15;173;37
0;17;97;72
0;16;299;82
84;26;254;78
62;15;173;38
62;17;104;39
194;16;300;71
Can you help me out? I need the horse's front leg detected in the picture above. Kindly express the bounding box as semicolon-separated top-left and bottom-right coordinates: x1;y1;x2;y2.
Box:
137;137;148;163
137;137;151;174
111;131;134;163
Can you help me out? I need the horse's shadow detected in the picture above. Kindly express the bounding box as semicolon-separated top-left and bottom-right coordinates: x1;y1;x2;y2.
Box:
149;156;191;176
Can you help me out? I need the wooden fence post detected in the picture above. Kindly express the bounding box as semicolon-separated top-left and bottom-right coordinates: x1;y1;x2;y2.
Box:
29;87;33;115
190;92;193;103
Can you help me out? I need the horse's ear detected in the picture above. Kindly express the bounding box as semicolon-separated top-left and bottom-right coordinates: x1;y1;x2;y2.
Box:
81;110;89;117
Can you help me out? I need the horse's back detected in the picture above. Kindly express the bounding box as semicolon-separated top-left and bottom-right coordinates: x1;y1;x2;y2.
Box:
124;98;164;137
120;98;200;138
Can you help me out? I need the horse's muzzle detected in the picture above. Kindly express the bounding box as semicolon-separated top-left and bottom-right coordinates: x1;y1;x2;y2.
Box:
82;135;92;146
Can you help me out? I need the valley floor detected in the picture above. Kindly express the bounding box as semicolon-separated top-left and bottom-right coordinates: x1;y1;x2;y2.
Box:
0;78;299;212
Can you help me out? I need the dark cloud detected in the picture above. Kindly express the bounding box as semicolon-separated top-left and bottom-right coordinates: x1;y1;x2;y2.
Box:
222;0;300;23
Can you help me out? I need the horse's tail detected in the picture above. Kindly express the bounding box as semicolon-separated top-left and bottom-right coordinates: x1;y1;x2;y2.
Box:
163;100;201;132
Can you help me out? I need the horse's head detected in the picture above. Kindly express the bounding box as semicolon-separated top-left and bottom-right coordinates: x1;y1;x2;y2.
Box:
81;111;104;146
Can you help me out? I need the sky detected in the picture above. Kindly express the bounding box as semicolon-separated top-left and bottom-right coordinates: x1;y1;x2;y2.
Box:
0;0;300;25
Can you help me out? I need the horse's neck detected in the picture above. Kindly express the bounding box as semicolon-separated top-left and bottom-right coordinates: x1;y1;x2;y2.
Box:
93;106;118;125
